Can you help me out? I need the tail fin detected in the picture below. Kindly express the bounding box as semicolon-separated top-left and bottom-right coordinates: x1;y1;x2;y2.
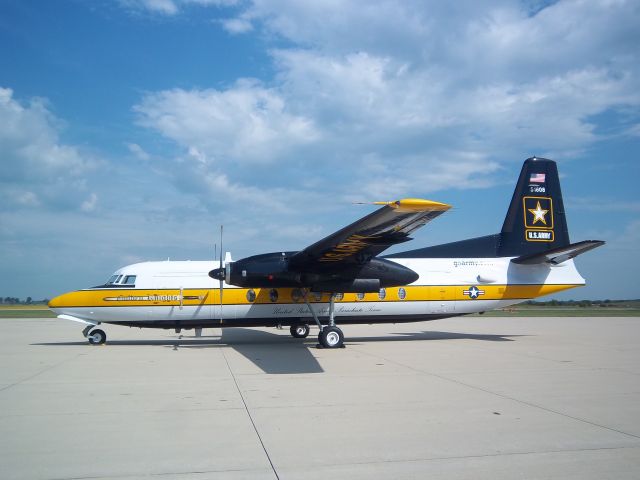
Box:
498;157;570;257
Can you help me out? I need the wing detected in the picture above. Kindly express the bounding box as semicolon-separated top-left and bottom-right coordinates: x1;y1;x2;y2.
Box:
289;198;451;271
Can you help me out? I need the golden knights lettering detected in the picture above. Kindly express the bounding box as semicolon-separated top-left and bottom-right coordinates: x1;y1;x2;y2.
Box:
523;196;554;242
319;234;379;262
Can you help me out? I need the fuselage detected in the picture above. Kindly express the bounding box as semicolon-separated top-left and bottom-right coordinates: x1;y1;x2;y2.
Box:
48;256;585;329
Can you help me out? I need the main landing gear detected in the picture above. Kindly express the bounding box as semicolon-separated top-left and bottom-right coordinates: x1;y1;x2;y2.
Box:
83;325;107;345
301;291;345;348
318;325;344;348
290;324;310;338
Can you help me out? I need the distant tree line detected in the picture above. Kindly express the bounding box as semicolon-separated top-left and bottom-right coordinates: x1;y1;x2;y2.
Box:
0;297;49;305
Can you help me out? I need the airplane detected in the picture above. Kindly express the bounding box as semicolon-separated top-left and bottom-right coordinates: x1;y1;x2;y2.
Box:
48;157;604;348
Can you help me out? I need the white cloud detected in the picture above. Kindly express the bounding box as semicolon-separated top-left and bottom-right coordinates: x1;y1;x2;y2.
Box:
135;0;639;181
125;0;178;15
134;79;320;164
222;16;253;34
127;142;151;161
626;123;640;137
80;193;99;212
15;191;40;207
0;87;101;212
132;0;640;218
119;0;238;16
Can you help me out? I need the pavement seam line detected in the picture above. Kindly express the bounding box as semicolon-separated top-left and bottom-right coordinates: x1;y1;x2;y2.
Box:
221;347;281;480
42;445;640;480
283;444;640;471
45;465;273;480
350;346;640;440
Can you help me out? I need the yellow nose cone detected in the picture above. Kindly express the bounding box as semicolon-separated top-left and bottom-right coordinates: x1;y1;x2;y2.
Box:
48;294;63;309
48;291;77;309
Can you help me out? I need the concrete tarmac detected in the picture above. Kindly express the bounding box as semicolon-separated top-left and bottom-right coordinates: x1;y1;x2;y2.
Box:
1;316;639;480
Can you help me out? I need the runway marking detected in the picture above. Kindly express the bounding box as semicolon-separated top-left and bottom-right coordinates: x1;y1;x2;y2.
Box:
221;347;280;480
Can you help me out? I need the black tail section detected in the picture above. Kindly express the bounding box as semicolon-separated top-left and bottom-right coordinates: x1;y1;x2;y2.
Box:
386;156;604;261
498;157;570;257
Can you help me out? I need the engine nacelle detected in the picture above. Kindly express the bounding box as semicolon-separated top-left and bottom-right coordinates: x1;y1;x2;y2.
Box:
209;252;418;292
311;278;380;293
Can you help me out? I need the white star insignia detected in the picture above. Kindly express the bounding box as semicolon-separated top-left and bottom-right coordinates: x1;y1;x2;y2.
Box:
528;201;548;225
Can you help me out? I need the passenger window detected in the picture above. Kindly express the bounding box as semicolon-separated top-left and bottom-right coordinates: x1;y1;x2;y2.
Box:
123;275;137;285
291;289;302;302
269;289;278;302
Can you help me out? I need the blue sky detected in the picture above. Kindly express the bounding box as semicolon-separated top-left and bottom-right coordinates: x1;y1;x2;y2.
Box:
1;0;638;301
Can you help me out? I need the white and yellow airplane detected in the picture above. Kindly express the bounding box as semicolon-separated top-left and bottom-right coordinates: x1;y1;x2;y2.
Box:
49;157;603;348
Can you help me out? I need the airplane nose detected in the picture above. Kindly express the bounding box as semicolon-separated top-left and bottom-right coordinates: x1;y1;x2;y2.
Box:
48;294;63;309
48;291;75;310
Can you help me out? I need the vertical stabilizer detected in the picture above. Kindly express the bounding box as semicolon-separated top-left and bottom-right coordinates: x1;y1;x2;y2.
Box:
499;157;570;257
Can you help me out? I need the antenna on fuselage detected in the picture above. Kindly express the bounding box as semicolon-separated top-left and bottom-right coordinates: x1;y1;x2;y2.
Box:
219;225;224;322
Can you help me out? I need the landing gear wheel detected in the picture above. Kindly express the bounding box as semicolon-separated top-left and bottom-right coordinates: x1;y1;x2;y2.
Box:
88;329;106;345
318;326;344;348
290;324;310;338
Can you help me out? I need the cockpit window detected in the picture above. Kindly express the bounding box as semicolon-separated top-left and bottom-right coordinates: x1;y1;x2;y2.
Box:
123;275;137;285
107;275;119;284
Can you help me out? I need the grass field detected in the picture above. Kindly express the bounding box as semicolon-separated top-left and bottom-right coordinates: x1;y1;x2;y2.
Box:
0;305;55;318
2;303;638;319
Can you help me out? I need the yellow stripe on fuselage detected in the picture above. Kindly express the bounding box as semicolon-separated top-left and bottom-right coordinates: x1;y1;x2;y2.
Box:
49;284;581;309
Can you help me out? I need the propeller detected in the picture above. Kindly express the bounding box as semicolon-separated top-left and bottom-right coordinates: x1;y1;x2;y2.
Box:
208;226;235;322
219;225;223;320
208;226;226;320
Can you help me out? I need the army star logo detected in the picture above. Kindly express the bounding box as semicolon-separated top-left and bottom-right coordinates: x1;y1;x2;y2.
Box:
463;286;485;299
528;201;549;225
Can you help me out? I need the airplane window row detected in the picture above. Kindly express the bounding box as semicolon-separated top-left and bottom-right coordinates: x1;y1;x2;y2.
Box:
243;287;402;303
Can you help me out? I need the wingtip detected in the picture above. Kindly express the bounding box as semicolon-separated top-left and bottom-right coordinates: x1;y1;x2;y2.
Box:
374;198;452;212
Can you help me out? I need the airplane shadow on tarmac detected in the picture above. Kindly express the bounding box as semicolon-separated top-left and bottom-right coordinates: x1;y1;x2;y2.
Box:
32;329;525;375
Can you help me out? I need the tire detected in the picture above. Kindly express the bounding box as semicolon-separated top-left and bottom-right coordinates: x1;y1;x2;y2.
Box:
290;324;310;338
88;329;106;345
319;326;344;348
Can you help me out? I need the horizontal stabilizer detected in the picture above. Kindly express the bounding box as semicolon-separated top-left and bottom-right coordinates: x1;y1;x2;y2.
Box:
511;240;605;265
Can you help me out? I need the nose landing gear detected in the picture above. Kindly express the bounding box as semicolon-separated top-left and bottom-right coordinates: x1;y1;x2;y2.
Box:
83;326;107;345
